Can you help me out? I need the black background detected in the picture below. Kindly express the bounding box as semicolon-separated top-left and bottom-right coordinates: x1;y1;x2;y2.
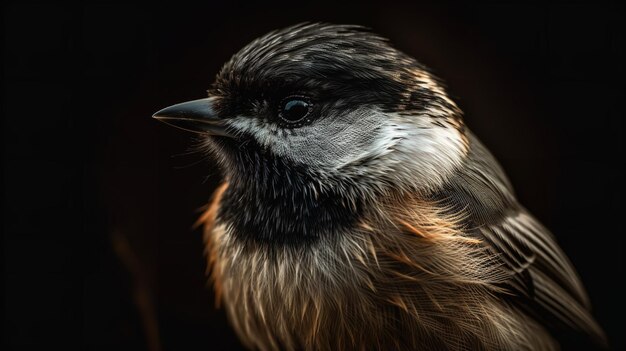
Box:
2;1;624;350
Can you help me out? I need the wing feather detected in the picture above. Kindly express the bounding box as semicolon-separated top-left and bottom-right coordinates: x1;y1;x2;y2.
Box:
432;131;606;345
477;211;604;340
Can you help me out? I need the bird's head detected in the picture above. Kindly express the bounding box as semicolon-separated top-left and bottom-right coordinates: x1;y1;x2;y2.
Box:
154;23;468;211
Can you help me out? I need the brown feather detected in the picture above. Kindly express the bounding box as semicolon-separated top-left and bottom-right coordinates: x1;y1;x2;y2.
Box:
198;182;229;307
199;189;559;350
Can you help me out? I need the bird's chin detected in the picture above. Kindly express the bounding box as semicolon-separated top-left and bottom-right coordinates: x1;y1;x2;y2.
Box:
196;135;239;173
201;133;276;185
207;134;254;159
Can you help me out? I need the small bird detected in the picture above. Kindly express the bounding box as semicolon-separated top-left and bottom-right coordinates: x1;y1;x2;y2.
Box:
154;23;606;351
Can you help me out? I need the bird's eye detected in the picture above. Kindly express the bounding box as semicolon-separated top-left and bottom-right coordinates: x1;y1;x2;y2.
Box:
279;96;312;124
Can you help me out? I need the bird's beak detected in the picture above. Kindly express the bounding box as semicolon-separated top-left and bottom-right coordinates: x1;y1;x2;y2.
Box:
152;98;233;137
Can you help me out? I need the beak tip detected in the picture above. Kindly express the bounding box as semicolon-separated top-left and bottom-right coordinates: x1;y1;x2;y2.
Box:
152;107;171;120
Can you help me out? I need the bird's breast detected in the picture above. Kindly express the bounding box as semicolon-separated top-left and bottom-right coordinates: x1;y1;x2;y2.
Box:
199;184;553;350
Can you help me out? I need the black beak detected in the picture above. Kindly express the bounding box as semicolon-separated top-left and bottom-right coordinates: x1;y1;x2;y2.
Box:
152;98;233;137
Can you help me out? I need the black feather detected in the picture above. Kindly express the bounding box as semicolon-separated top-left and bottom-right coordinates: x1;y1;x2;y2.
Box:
215;135;362;248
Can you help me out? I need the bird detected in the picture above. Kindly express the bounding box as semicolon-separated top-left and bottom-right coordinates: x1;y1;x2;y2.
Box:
153;23;607;351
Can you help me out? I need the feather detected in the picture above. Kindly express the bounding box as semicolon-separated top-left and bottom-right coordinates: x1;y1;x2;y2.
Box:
434;131;607;346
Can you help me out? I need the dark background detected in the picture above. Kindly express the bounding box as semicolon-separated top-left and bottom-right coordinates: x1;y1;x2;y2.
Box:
2;1;624;350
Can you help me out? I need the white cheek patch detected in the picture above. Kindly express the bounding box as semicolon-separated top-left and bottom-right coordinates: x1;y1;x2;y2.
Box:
285;109;386;169
227;109;389;170
381;114;468;192
225;116;285;153
223;111;467;193
329;111;468;193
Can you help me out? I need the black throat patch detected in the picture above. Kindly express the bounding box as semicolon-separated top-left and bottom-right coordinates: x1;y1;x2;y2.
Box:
215;136;363;248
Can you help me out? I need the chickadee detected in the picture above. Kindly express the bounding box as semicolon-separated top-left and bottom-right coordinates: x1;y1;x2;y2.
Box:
154;23;606;351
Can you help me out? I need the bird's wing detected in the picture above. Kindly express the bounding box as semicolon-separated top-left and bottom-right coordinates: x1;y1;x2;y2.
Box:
430;131;606;344
476;209;603;337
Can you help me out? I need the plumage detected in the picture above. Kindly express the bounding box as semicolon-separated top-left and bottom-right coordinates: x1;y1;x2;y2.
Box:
430;133;606;345
155;23;607;350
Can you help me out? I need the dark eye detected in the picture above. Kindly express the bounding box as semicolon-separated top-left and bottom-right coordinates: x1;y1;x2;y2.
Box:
279;96;312;124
